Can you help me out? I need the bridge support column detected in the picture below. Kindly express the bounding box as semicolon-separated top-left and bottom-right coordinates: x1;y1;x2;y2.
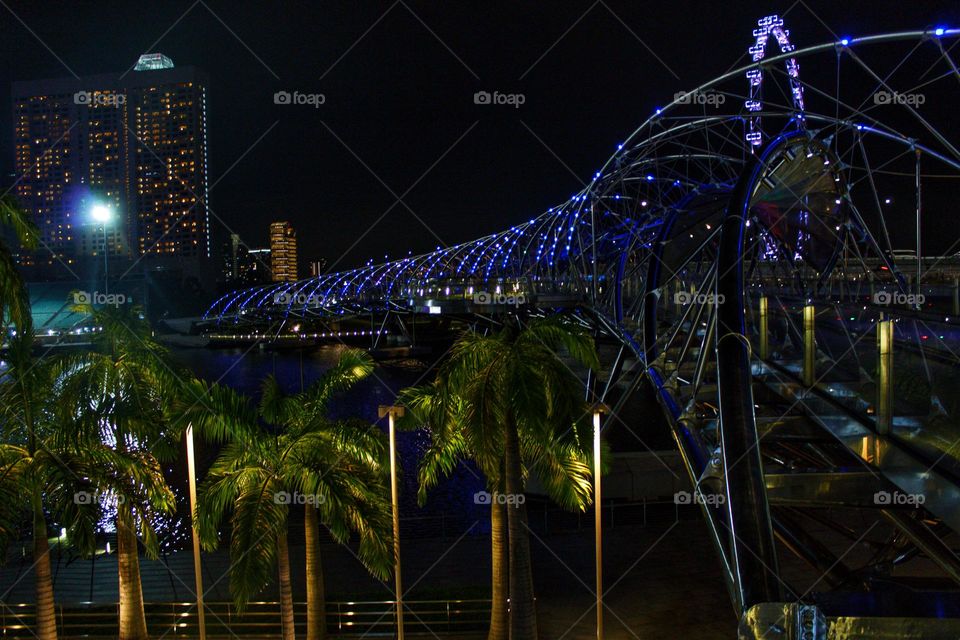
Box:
803;304;815;387
877;319;894;435
758;297;769;361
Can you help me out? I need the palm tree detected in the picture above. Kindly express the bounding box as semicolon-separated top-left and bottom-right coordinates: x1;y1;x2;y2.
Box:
399;385;510;639
62;306;181;640
401;316;600;639
192;349;393;640
0;333;101;640
0;195;38;332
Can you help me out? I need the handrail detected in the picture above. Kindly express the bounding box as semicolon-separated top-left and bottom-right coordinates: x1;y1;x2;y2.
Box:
0;599;492;638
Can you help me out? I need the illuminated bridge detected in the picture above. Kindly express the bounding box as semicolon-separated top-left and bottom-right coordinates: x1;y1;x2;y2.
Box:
206;20;960;639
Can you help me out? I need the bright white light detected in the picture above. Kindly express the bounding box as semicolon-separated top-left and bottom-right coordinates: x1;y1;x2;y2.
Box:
90;203;113;224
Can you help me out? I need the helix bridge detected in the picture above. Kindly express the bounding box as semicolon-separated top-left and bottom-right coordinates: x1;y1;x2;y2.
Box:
205;18;960;639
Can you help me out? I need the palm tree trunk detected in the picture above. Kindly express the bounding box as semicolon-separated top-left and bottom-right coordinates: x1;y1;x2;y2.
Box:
488;486;508;640
277;531;296;640
305;504;326;640
33;498;58;640
504;422;537;639
117;504;149;640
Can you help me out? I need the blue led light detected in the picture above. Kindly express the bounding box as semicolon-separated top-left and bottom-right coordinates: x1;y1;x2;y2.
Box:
840;38;849;46
935;27;946;36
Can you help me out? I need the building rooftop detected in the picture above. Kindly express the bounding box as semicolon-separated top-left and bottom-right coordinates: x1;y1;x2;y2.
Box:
134;53;175;71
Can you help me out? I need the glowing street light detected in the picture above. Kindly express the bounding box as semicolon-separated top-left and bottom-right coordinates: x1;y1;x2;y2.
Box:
379;404;406;640
592;403;609;640
90;203;113;224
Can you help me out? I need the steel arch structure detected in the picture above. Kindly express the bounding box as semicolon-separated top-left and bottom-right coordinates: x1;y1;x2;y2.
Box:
206;21;960;638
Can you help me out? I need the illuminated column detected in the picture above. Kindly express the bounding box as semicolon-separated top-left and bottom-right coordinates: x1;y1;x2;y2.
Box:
186;423;207;640
758;296;769;360
803;304;815;386
379;405;406;640
877;320;894;434
592;404;609;640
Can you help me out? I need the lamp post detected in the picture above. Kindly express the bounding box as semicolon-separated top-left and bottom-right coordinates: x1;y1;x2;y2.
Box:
185;423;207;640
592;403;609;640
90;203;113;295
379;404;405;640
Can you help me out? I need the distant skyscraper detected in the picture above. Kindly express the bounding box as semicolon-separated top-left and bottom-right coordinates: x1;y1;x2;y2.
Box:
270;221;298;282
248;248;272;283
309;259;328;277
222;233;249;283
12;53;210;270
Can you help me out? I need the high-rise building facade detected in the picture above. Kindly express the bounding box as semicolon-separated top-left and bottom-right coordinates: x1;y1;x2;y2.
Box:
12;53;209;271
269;221;298;282
248;248;273;283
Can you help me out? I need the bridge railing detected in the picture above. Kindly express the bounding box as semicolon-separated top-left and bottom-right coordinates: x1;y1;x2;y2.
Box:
0;599;491;638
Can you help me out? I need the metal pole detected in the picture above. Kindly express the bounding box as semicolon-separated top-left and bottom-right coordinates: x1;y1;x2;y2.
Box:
592;405;607;640
759;296;769;360
185;423;206;640
877;319;893;435
103;224;109;296
803;304;815;387
915;149;922;308
380;405;406;640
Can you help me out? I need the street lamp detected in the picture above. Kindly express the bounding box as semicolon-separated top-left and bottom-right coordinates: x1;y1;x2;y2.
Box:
185;423;207;640
89;202;113;294
379;404;406;640
592;403;609;640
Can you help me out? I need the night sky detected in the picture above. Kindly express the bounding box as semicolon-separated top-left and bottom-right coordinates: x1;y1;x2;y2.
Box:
2;1;959;271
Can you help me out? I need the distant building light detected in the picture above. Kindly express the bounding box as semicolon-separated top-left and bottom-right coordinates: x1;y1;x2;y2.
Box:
134;53;174;71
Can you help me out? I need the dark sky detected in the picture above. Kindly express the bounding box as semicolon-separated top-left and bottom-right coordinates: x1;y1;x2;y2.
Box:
2;1;959;271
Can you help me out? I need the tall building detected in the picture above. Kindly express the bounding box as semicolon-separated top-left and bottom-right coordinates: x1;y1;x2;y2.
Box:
269;221;298;282
12;53;210;271
248;248;273;283
221;233;273;286
309;259;328;277
221;233;249;283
